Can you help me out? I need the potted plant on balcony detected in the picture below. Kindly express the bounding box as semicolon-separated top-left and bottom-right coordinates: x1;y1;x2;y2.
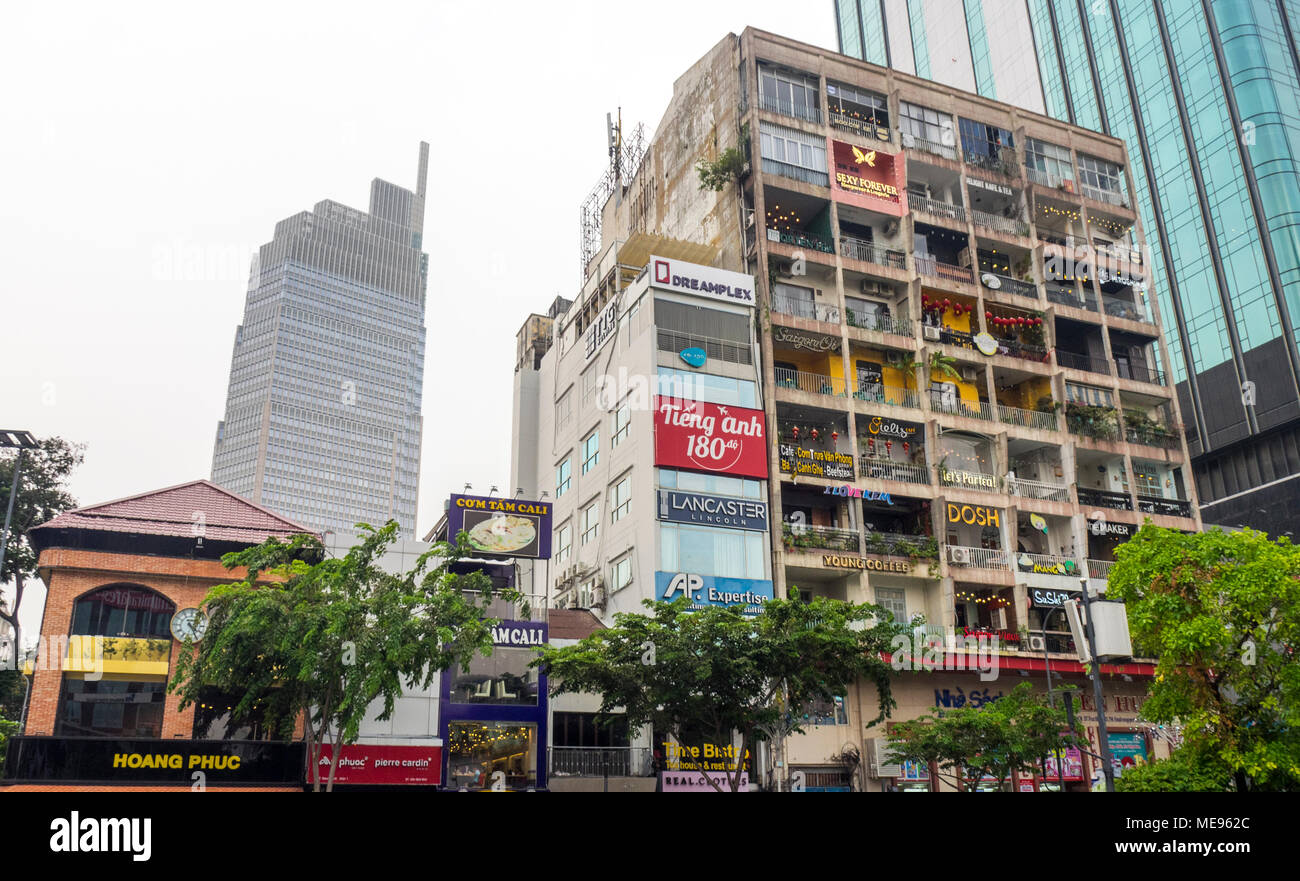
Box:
1065;402;1120;440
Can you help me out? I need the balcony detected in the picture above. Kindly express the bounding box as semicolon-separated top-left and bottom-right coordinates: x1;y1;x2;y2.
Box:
767;227;835;254
1016;552;1083;578
772;294;840;323
931;393;995;422
828;110;889;141
859;456;930;485
903;132;958;161
1080;183;1130;209
759;93;822;125
1026;168;1072;190
998;404;1059;433
1116;362;1166;386
981;273;1038;300
1046;284;1099;313
1066;404;1121;442
916;255;974;285
775;366;846;397
1136;495;1193;518
657;328;753;365
784;523;859;553
911;194;967;224
970;208;1030;238
846;307;912;337
550;747;653;778
761;157;830;188
1057;350;1111;375
1076;487;1132;511
840;235;906;270
856;382;919;409
1087;559;1114;580
947;545;1010;570
1101;292;1152;323
1007;476;1071;502
863;531;939;558
1122;422;1181;450
997;338;1051;364
963;147;1019;177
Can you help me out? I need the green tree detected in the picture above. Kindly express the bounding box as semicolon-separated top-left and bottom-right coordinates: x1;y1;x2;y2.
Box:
1115;743;1233;793
535;591;907;792
170;523;519;791
887;682;1079;791
1106;524;1300;791
696;147;747;191
0;437;85;670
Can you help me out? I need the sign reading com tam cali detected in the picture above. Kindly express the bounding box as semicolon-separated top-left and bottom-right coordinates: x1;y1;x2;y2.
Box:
650;255;755;307
447;494;553;559
654;396;768;479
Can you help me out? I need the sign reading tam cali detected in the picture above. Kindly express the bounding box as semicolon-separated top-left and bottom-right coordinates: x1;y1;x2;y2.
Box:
650;256;755;307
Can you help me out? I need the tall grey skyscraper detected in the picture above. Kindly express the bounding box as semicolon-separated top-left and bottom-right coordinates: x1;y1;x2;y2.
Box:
835;0;1300;536
212;144;429;540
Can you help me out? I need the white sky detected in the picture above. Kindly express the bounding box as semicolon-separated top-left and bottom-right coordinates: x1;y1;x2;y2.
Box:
1;2;836;635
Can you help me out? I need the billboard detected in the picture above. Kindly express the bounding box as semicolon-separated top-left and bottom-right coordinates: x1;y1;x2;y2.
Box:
656;489;769;532
654;572;774;615
315;744;442;786
446;495;553;559
653;396;768;480
830;140;906;216
649;256;756;307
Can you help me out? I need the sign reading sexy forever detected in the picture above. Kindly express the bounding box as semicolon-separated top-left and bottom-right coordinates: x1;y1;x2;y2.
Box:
654;396;769;479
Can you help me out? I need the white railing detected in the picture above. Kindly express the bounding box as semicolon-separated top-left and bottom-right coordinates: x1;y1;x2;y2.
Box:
1087;559;1115;580
856;383;920;409
998;404;1060;432
840;235;906;269
915;255;974;284
911;194;967;223
858;458;930;485
970;208;1030;237
775;367;846;397
1007;477;1071;502
947;546;1010;570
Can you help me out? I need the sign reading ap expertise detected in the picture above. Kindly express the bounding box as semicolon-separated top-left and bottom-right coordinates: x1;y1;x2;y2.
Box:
655;572;774;615
649;256;756;307
654;396;768;479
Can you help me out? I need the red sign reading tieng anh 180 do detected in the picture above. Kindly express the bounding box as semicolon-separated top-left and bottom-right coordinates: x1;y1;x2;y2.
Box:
654;397;768;479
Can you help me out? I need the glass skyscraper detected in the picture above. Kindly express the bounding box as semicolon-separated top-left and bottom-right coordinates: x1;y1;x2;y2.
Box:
212;144;429;540
836;0;1300;535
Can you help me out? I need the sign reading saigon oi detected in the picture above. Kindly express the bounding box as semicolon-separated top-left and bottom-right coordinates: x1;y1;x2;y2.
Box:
654;396;768;480
649;256;756;307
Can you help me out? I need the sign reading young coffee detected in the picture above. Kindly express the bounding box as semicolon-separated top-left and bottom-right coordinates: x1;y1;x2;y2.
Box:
780;444;855;479
657;489;768;532
654;397;768;480
447;494;553;559
4;737;304;785
316;744;443;786
650;255;756;307
831;141;903;214
822;554;912;572
655;572;774;615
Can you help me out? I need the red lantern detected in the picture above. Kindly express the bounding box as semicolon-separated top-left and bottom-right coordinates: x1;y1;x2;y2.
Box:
868;437;876;454
1036;317;1043;326
985;311;993;320
831;430;839;443
885;440;893;453
943;299;951;308
811;428;819;441
903;441;910;453
792;426;800;439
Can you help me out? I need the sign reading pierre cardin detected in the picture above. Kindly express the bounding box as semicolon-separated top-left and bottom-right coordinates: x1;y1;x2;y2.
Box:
657;489;769;532
4;737;304;785
649;256;756;307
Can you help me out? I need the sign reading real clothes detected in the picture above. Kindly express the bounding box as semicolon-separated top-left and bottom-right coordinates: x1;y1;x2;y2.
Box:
649;255;756;307
653;396;768;480
655;572;774;615
4;737;304;784
657;489;769;532
661;771;749;792
447;494;553;559
316;744;443;786
779;444;855;479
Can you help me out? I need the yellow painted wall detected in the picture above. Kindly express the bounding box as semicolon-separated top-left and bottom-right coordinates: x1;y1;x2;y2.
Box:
940;310;972;333
851;348;916;391
774;346;847;394
997;376;1052;409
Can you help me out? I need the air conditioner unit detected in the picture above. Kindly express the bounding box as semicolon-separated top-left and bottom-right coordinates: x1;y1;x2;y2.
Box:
961;367;979;382
773;259;793;276
867;738;902;779
949;546;971;565
1027;634;1047;652
901;132;916;148
860;279;884;296
883;220;900;237
923;325;942;342
745;211;755;228
958;247;974;268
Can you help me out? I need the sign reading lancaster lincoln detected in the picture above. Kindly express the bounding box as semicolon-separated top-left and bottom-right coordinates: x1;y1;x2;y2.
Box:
649;256;756;307
654;396;768;479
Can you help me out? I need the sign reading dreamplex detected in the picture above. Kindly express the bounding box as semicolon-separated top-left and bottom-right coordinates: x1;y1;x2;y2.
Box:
650;256;755;307
657;489;769;532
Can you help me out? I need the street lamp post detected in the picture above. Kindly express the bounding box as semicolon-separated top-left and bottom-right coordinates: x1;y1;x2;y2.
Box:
0;430;39;671
1078;575;1116;793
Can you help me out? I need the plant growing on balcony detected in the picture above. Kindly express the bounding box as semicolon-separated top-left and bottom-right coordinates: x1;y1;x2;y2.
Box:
1123;410;1172;445
1065;402;1119;440
927;350;961;384
696;146;748;192
1034;395;1062;414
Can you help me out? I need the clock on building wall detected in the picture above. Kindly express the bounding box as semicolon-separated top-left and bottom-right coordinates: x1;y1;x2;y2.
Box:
169;608;209;643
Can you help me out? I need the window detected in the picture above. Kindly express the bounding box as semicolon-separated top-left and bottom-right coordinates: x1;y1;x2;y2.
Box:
610;475;631;523
758;64;820;123
556;387;573;430
555;524;572;563
801;695;848;726
552;712;630;748
1066;383;1113;407
612;404;630;446
57;679;166;738
582;366;598;403
555;458;572;498
70;585;175;639
1077;154;1125;204
659;522;766;580
581;501;600;544
759;121;828;174
611;555;633;593
449;647;539;706
658;468;763;499
827;82;889;137
656;369;758;408
899;101;954;148
1025;138;1073;184
447;722;537;791
959;117;1015;169
582;430;600;474
874;587;908;623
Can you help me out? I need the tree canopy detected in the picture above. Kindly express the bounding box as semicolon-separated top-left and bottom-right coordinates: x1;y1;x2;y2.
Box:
1106;524;1300;791
535;591;907;792
170;523;520;791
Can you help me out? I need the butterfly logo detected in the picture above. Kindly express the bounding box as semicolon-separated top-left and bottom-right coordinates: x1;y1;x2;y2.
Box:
852;146;876;167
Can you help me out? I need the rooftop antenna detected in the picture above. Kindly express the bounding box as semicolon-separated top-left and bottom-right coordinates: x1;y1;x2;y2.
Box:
463;483;472;493
488;485;499;498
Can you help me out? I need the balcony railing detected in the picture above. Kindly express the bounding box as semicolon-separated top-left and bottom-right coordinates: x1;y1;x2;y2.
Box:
657;328;753;365
998;404;1060;432
911;194;967;224
863;530;938;557
840;235;906;269
1076;487;1133;511
775;367;845;397
998;339;1051;363
971;208;1030;237
856;382;919;409
1026;168;1072;189
1045;284;1099;312
1087;559;1115;580
761;157;830;188
1136;495;1193;518
1080;183;1130;208
1007;476;1071;502
549;747;653;778
1101;292;1152;323
828;110;891;142
1123;421;1181;449
1117;362;1166;385
963;148;1018;176
1057;350;1111;375
947;545;1010;570
768;227;835;254
903;132;958;161
846;308;912;337
858;457;930;485
982;273;1039;300
759;93;822;124
772;294;840;323
931;393;995;421
785;523;859;552
915;255;974;284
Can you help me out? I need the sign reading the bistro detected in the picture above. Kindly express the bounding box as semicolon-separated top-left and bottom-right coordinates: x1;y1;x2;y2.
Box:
654;397;768;480
822;554;912;572
657;489;768;532
650;255;756;307
831;140;902;207
779;444;855;479
583;297;620;362
447;494;553;559
772;325;840;352
4;737;304;785
863;415;919;440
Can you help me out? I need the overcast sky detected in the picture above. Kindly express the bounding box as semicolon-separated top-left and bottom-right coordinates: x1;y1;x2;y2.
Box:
2;2;835;631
